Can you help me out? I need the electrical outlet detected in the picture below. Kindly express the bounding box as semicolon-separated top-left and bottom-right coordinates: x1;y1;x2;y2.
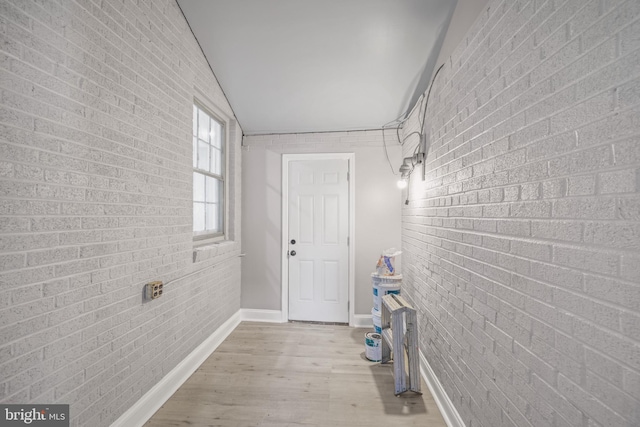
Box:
146;281;163;300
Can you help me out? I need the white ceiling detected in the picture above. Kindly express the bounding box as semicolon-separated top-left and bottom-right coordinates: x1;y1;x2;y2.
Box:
177;0;458;135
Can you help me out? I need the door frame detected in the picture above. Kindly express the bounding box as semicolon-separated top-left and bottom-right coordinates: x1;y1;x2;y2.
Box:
281;153;355;325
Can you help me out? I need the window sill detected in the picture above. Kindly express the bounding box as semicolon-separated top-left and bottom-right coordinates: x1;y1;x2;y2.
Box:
193;234;225;246
192;240;235;263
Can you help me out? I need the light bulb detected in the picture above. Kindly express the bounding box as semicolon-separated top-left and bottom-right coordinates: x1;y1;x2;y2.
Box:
397;179;408;189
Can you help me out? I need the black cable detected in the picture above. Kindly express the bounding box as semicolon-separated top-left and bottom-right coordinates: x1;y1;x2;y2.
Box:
397;64;444;146
404;173;411;205
402;131;422;141
420;63;445;136
381;127;398;175
383;63;446;182
402;63;446;205
399;94;425;146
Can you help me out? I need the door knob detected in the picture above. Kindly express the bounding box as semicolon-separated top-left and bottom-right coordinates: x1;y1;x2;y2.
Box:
290;250;296;256
290;239;296;245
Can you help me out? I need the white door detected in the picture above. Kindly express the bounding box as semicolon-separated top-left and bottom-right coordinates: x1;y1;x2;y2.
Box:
288;159;349;322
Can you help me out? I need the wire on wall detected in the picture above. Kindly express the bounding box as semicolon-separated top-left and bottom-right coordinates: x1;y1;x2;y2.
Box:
382;126;399;175
419;63;445;139
381;62;446;179
402;62;445;147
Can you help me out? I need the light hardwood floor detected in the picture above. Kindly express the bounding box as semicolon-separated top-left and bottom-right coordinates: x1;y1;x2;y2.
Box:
145;321;448;427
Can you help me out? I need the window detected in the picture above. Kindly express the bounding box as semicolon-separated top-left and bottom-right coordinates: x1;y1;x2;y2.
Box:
193;102;225;240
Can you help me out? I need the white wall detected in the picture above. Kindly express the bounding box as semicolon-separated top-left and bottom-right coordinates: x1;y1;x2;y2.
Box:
0;1;242;426
401;0;640;426
241;131;402;316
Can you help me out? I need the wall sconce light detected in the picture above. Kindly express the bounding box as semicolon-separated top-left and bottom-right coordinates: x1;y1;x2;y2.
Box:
393;62;443;199
396;132;427;189
396;153;423;188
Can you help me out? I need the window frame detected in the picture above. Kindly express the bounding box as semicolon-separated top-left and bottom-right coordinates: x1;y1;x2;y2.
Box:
192;99;228;244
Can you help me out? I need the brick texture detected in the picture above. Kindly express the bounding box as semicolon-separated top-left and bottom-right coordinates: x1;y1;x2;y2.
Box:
400;1;640;427
0;1;242;426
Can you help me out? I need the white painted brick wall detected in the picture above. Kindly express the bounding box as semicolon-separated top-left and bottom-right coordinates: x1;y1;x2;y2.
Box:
400;1;640;426
0;1;241;426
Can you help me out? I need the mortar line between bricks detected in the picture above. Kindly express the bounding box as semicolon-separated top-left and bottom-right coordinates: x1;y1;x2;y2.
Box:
60;9;192;110
7;46;192;133
4;153;192;195
402;221;638;254
403;256;637;328
429;42;640;144
401;214;640;225
422;127;639;177
0;121;191;181
0;192;192;209
4;42;193;143
399;231;631;279
448;2;617;109
406;269;640;376
455;1;512;74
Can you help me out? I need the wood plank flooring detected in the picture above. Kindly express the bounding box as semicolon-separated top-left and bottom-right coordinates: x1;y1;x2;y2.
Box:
145;321;447;427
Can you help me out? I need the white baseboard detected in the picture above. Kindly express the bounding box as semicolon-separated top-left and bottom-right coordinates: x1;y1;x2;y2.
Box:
240;308;286;323
240;309;372;327
351;313;373;328
111;311;242;427
419;351;465;427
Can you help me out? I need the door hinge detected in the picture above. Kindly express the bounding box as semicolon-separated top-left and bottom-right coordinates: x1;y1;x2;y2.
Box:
347;172;350;181
347;236;350;246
